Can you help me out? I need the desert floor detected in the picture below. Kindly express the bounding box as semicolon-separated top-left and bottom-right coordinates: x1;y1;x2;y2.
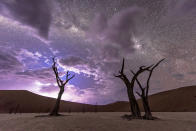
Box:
0;112;195;131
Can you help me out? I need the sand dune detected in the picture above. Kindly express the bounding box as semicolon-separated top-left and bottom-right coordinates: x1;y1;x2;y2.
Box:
0;90;95;113
0;86;196;113
101;86;196;112
140;86;196;112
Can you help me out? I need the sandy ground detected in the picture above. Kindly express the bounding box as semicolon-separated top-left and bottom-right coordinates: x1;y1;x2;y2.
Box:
0;112;195;131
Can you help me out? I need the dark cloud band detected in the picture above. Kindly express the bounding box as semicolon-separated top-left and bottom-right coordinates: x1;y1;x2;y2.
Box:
0;0;52;40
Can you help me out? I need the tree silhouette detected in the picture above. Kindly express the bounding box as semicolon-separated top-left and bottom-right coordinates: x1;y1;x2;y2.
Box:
14;104;20;114
9;107;14;114
82;105;86;113
131;59;165;120
115;58;152;118
94;102;98;113
50;58;75;116
68;108;71;113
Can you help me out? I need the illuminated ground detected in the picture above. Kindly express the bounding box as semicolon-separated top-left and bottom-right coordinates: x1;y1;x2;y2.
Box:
0;112;195;131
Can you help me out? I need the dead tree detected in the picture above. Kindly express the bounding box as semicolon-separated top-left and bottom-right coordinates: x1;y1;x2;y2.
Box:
82;105;86;113
115;58;152;118
50;58;75;116
94;102;98;113
68;108;71;113
131;59;165;120
14;104;20;114
9;108;14;114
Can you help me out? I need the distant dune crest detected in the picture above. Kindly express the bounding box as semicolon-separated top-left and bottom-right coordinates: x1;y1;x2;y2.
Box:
0;86;196;113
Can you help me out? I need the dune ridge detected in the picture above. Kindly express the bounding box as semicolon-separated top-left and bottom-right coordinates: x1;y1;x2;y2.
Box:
0;86;196;113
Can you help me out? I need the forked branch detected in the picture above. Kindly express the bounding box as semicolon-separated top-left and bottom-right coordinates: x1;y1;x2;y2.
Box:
146;58;165;96
52;57;75;88
63;71;75;86
52;58;62;87
114;58;125;79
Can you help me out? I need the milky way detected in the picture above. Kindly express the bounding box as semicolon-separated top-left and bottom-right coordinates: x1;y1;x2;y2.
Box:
0;0;196;104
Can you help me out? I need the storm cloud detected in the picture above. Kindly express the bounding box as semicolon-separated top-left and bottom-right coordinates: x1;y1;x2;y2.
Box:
58;56;99;78
0;49;23;76
59;56;86;67
0;0;52;40
89;7;143;51
16;68;54;83
174;0;196;14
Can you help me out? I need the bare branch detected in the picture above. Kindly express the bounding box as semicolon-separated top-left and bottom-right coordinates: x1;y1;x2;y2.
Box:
67;74;75;81
120;58;125;74
64;74;75;85
136;91;142;97
151;58;165;71
139;66;146;70
52;57;76;88
130;70;135;75
52;57;62;87
136;78;144;91
146;58;165;96
131;70;144;92
66;71;71;80
114;74;122;78
114;58;126;80
130;64;152;87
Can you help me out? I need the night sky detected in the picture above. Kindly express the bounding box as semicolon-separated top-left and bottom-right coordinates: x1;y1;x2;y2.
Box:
0;0;196;104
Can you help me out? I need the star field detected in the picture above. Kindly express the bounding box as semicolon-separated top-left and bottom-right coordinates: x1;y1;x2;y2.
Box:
0;0;195;104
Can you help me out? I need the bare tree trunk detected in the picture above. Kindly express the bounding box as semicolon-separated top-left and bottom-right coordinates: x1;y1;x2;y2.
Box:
115;58;142;118
132;96;141;117
124;79;141;117
141;97;153;120
127;88;141;117
50;88;64;116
